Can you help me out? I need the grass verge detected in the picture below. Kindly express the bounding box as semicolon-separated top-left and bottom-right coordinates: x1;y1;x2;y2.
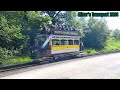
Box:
2;56;32;67
84;39;120;55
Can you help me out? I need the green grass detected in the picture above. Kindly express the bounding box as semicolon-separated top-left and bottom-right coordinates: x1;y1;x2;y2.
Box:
84;38;120;55
102;39;120;52
2;56;32;66
84;48;98;54
1;56;43;67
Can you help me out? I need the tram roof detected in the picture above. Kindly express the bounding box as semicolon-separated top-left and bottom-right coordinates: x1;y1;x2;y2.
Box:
52;30;80;36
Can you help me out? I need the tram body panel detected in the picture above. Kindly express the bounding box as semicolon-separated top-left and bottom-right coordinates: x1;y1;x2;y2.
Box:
51;45;80;54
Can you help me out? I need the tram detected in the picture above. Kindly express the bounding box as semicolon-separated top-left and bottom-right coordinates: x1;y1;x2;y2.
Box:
31;30;83;59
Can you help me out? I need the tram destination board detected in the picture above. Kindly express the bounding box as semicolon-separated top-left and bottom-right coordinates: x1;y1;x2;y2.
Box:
53;30;80;36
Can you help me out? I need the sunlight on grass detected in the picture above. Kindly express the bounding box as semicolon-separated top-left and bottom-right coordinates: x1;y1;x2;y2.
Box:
84;38;120;55
103;39;120;52
84;48;98;54
1;56;43;67
2;56;32;66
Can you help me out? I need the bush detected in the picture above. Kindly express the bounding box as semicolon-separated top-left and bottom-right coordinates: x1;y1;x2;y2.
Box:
83;18;110;50
0;47;13;66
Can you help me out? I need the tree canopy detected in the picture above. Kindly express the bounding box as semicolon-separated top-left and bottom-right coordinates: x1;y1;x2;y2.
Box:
0;11;113;65
83;18;110;49
0;11;51;58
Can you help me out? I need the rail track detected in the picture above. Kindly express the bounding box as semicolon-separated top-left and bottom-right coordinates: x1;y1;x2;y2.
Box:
0;50;120;73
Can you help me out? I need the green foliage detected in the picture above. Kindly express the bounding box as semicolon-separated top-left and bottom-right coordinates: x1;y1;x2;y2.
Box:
0;11;51;49
83;18;110;50
103;38;120;52
0;16;27;51
113;29;120;40
2;56;32;66
64;11;86;37
1;11;120;67
0;11;51;66
42;11;61;24
43;11;86;33
84;48;97;54
0;47;13;66
84;38;120;55
65;11;86;29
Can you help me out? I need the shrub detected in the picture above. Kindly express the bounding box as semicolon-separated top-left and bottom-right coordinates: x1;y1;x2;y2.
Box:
0;47;13;66
83;18;110;50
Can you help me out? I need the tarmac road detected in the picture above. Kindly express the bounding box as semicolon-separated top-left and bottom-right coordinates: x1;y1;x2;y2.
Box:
1;53;120;79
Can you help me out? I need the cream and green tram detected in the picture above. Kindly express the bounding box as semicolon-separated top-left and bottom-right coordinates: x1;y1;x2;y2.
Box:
31;30;82;59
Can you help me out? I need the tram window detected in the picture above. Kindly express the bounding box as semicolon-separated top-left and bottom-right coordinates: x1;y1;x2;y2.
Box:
68;40;73;45
61;40;68;45
52;39;60;45
74;40;79;45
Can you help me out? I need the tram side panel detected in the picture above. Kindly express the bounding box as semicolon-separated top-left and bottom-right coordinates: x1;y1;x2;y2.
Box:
50;35;81;56
51;45;80;54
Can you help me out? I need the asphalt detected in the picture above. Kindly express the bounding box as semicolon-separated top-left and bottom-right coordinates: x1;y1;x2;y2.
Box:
1;52;120;79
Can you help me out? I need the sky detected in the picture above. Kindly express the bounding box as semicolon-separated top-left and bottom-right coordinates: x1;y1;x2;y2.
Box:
78;11;120;30
106;14;120;30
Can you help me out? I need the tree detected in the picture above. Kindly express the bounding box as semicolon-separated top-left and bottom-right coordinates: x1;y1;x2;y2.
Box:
0;11;52;65
83;18;110;49
65;11;86;36
0;11;51;55
42;11;61;24
0;47;13;66
0;15;27;51
41;11;86;35
113;29;120;40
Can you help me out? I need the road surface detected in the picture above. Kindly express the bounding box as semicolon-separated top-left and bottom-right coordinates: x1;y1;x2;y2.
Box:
1;53;120;79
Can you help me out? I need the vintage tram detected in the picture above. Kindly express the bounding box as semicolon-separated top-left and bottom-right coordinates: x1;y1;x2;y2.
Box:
31;30;83;59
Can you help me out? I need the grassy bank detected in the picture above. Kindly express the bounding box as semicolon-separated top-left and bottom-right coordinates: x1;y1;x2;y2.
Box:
84;48;98;54
1;56;43;67
84;39;120;54
102;39;120;52
1;56;32;67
